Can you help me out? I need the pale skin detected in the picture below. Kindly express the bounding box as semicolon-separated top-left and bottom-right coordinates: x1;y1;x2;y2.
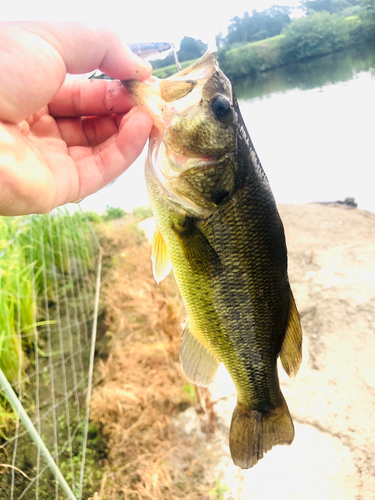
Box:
0;21;154;216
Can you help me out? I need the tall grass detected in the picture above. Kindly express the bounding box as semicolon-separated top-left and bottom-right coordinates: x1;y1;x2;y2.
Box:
0;209;95;435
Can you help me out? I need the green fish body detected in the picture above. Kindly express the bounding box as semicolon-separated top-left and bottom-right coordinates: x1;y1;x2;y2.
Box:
123;53;302;469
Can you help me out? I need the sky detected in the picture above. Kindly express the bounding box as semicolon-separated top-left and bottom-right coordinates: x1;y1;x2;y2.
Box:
3;0;303;51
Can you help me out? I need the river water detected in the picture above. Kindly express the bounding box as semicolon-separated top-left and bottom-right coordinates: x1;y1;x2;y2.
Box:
80;44;375;215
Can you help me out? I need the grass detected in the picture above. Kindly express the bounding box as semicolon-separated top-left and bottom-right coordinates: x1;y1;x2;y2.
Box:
209;477;229;499
0;209;96;434
0;207;106;498
152;58;199;78
0;208;226;497
89;216;227;499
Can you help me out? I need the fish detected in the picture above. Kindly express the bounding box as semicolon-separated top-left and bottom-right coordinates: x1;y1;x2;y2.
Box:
122;52;302;469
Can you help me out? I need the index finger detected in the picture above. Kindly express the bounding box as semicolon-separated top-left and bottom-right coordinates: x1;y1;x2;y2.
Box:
48;79;135;117
0;22;153;124
24;22;153;81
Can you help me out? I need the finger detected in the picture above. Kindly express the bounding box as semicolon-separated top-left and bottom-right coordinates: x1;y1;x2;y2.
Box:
56;113;123;148
72;108;153;200
24;22;153;80
0;22;152;123
67;107;146;160
49;79;135;117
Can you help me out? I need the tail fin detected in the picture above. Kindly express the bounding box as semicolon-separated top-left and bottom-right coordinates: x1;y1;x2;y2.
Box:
229;398;295;469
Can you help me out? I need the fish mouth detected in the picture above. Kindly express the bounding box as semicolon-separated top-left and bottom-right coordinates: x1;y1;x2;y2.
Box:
122;52;229;218
122;52;218;134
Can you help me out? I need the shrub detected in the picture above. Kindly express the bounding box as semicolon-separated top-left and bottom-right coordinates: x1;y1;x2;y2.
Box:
217;35;283;79
280;12;360;63
102;205;126;221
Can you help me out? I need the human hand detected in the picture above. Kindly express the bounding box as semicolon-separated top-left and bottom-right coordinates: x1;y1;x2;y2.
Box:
0;21;154;216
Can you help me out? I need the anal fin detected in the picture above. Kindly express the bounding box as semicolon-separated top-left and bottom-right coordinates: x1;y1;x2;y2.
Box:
151;227;172;284
179;321;220;387
280;292;303;378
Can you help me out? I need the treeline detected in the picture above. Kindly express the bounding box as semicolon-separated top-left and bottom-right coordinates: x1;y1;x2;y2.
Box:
216;5;292;47
218;0;375;79
152;0;375;79
216;0;361;48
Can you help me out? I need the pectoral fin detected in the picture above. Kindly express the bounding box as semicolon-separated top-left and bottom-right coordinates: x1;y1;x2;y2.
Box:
280;292;303;378
151;227;172;284
180;321;220;387
172;217;222;275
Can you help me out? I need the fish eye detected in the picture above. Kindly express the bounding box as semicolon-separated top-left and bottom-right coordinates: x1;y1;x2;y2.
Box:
211;96;233;123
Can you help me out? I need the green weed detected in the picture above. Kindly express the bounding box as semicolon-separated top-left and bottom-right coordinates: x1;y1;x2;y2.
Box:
209;477;229;499
0;209;96;433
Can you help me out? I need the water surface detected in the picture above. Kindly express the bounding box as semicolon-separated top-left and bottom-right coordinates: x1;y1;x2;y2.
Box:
233;44;375;213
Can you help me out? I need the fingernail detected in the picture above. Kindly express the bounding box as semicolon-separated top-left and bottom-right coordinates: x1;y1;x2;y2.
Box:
136;60;153;80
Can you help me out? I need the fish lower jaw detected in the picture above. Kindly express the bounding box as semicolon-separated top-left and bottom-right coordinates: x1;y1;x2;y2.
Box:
170;151;215;166
159;144;215;177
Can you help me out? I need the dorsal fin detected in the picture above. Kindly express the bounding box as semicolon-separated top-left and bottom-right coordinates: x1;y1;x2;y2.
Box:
179;321;220;387
151;227;172;284
280;292;303;378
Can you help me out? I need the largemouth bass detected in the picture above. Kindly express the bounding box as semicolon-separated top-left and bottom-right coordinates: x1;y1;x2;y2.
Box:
123;52;302;469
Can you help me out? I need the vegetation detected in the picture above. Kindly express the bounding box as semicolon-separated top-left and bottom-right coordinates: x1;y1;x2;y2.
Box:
102;205;126;221
152;58;200;78
216;5;292;47
209;477;230;499
151;36;207;70
0;209;104;498
301;0;359;14
0;212;96;424
359;0;375;38
151;0;375;81
90;217;220;499
216;0;375;79
280;12;362;63
0;206;223;498
217;35;284;79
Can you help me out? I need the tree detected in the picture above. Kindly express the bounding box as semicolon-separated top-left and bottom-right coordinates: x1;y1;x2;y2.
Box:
360;0;375;20
281;11;352;62
357;0;375;38
301;0;359;14
222;6;291;46
151;36;207;70
216;31;225;49
177;36;207;62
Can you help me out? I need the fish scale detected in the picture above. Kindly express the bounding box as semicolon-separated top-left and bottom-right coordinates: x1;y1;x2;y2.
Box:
123;51;303;469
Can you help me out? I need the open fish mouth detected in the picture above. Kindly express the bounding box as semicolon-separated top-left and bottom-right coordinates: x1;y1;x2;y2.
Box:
122;52;236;216
122;52;226;134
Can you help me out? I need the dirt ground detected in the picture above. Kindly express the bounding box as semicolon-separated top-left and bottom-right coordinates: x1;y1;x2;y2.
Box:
279;203;375;500
93;203;375;500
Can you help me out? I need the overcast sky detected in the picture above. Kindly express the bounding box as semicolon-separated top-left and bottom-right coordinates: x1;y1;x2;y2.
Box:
3;0;303;52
